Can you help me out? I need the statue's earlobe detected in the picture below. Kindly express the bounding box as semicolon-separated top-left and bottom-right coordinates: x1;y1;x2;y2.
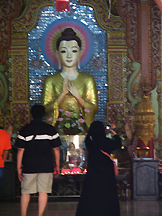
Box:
56;51;61;70
77;59;80;70
77;53;81;69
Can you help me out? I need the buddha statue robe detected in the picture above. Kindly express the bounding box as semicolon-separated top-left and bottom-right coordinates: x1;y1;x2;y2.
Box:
42;72;98;131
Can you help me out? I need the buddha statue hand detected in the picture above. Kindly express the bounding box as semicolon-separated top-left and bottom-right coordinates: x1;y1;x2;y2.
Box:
63;78;69;96
68;81;84;108
68;81;80;98
57;79;70;106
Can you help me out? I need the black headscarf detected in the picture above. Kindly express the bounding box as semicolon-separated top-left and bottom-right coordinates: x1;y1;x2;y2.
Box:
85;121;106;151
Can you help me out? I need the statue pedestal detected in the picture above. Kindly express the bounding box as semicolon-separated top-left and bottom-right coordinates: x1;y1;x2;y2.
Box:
132;158;159;200
52;135;86;197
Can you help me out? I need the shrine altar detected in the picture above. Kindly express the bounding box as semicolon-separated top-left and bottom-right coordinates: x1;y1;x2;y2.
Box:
59;135;86;173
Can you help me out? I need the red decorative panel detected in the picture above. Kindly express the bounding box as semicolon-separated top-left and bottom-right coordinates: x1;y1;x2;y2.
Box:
150;1;161;88
108;54;123;101
107;103;124;122
11;103;30;129
12;55;28;101
12;0;53;32
0;0;21;63
80;0;124;31
118;0;140;62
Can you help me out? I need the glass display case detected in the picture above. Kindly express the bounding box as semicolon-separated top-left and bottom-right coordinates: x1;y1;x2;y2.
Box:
59;135;87;175
51;135;87;197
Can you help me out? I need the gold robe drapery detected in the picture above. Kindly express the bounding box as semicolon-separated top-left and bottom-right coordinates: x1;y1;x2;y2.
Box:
42;73;98;129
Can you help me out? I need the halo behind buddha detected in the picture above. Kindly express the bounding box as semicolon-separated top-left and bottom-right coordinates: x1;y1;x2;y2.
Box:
40;18;94;69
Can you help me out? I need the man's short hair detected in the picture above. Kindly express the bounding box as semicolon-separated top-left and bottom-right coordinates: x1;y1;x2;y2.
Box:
31;104;45;120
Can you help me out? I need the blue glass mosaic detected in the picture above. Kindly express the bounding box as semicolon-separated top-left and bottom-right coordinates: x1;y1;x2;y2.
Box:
28;0;108;123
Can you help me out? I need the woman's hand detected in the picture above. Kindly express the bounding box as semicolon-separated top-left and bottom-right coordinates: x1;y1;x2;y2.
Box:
109;123;117;135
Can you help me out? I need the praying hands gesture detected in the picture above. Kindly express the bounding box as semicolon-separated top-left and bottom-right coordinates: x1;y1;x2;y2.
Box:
68;81;80;98
60;79;84;108
68;81;84;107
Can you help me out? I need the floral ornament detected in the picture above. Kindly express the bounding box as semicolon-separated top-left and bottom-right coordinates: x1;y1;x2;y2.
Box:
84;108;90;113
30;58;43;69
56;105;90;135
92;56;104;69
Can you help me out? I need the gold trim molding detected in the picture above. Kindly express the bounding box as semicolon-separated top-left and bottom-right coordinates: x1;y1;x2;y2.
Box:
80;0;125;32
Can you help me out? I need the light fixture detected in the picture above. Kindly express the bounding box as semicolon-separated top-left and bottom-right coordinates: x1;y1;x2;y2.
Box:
56;0;69;12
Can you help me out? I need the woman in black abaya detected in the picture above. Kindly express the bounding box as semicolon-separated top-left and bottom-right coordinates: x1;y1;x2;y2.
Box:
75;120;122;216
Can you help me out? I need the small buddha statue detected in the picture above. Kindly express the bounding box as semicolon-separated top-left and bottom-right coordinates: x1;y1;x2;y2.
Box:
42;28;98;134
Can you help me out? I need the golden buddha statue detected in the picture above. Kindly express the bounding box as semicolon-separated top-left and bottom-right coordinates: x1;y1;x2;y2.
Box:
42;28;98;134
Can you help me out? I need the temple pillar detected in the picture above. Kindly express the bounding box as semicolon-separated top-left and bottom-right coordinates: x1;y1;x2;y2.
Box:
107;30;127;126
134;0;155;158
139;0;151;87
156;6;162;157
8;32;30;131
157;80;162;158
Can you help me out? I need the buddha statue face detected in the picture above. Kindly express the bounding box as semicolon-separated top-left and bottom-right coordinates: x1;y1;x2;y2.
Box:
56;28;82;69
58;40;80;68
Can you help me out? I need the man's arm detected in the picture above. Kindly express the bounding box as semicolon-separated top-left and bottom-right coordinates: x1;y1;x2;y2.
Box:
53;147;60;176
17;148;24;182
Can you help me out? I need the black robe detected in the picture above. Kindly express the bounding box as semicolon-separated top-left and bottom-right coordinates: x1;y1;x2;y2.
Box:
76;135;121;216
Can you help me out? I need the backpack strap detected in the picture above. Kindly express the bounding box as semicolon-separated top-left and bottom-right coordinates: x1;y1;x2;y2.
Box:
100;149;118;175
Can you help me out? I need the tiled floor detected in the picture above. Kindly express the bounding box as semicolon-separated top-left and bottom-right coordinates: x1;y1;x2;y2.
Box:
0;200;162;216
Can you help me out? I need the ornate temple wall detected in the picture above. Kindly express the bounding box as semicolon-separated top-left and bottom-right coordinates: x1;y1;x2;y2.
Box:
0;0;161;157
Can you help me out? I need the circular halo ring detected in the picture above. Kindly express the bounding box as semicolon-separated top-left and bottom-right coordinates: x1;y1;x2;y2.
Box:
40;18;94;68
